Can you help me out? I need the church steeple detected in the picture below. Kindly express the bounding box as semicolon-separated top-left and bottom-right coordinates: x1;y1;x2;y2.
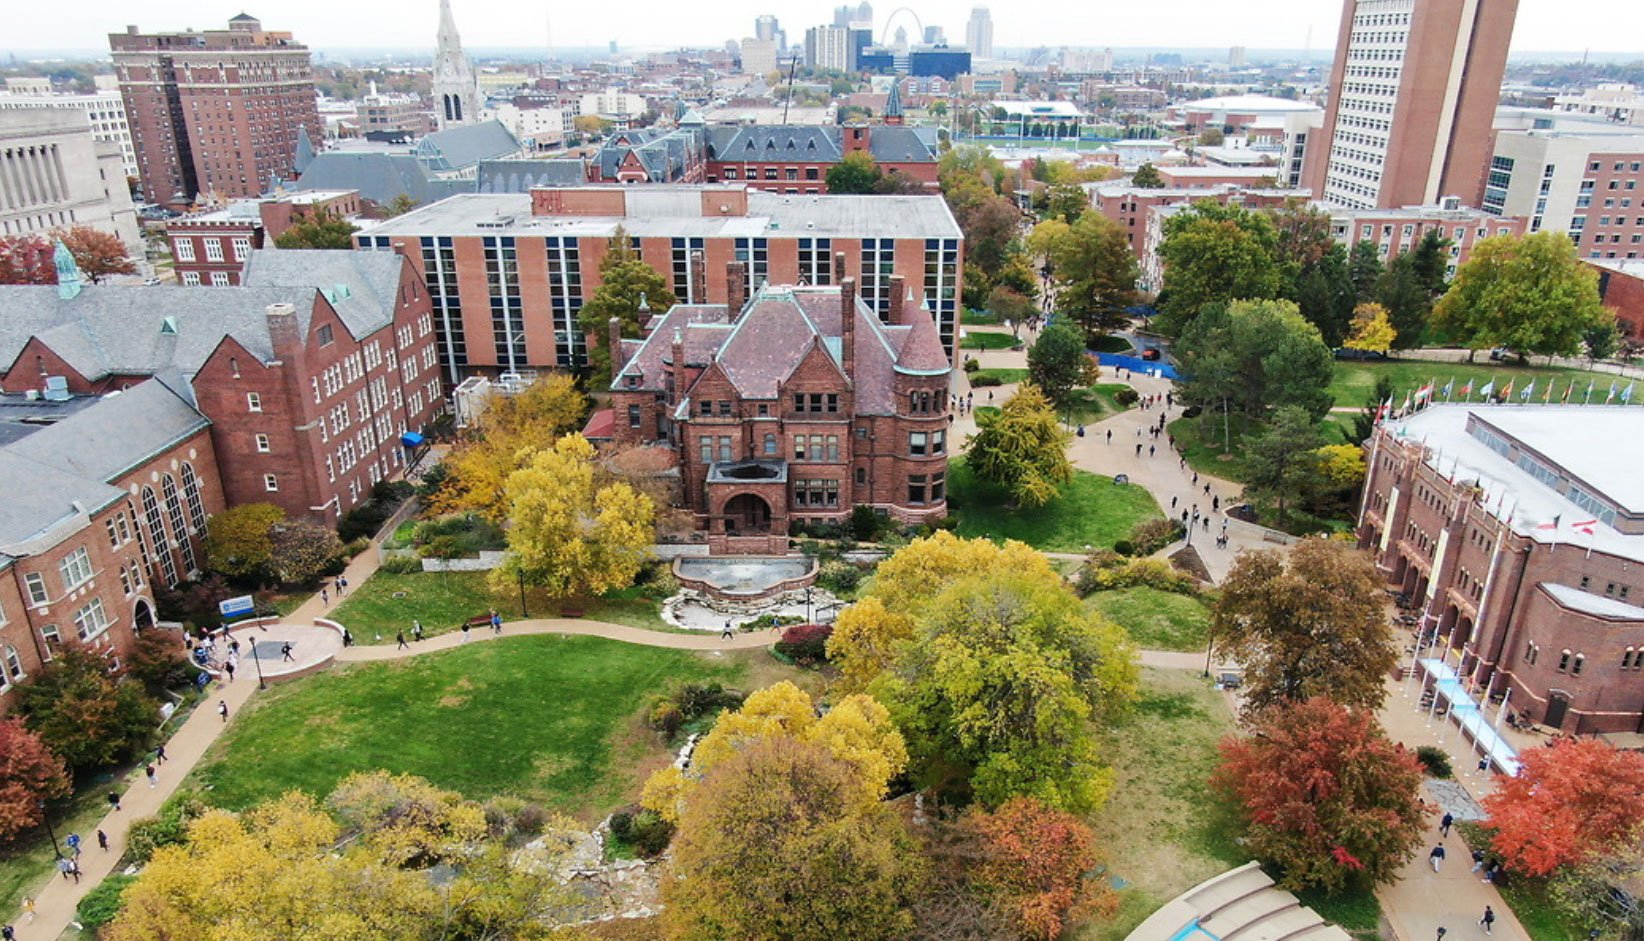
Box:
433;0;481;131
883;78;905;126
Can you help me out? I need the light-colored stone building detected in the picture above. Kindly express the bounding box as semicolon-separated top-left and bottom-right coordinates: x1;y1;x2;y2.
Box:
0;108;139;249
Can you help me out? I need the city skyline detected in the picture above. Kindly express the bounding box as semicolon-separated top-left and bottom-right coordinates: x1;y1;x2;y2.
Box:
1;0;1640;58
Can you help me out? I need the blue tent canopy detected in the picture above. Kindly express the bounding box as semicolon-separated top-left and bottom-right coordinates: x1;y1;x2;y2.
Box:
401;432;426;448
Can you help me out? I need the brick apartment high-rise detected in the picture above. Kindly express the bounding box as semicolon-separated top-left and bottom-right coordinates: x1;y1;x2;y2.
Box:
111;14;323;208
1304;0;1519;210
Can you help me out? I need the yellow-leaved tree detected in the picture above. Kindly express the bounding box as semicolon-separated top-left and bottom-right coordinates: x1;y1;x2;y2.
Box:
827;596;916;696
1314;443;1368;489
108;775;579;940
642;681;906;824
1343;302;1397;354
492;434;655;601
426;374;588;519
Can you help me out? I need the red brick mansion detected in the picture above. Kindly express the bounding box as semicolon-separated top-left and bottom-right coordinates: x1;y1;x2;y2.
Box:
600;258;952;553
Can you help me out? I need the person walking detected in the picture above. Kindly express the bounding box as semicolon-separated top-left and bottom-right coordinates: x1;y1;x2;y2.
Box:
106;791;121;812
1148;444;1156;457
1171;495;1178;509
461;621;471;643
396;631;408;650
1429;844;1446;872
412;620;424;642
491;610;503;634
1135;443;1143;457
1212;495;1220;512
21;896;35;923
342;629;354;647
338;576;348;596
1479;907;1495;935
224;660;235;682
145;764;157;788
1440;812;1454;837
1470;848;1486;873
66;833;80;857
96;829;108;852
280;642;294;662
155;744;167;764
1482;860;1501;884
57;856;77;883
1106;429;1112;444
217;700;229;722
5;921;17;940
722;620;735;640
321;587;329;606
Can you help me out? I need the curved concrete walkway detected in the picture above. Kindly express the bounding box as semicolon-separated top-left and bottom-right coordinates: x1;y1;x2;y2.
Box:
336;618;781;661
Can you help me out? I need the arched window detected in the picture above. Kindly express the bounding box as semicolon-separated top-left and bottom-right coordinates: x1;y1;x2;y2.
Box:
920;391;931;413
763;433;777;456
180;463;205;530
142;487;177;587
3;645;22;684
1573;654;1586;676
162;475;195;574
908;391;919;413
1558;649;1572;672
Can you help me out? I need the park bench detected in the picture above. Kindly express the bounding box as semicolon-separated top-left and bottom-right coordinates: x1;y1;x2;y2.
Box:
464;614;494;630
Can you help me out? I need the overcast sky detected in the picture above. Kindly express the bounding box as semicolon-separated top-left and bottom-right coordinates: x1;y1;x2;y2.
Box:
8;0;1642;57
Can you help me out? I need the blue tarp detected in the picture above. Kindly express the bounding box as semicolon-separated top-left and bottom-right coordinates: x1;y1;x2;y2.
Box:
1097;352;1182;380
401;432;426;448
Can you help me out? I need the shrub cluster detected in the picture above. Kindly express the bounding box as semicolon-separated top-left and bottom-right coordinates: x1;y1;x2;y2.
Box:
126;792;210;863
963;357;981;373
1112;387;1140;407
413;513;507;559
609;806;674;857
970;374;1003;387
1415;745;1453;779
646;683;746;739
774;623;834;666
337;480;415;543
1075;557;1200;596
76;874;137;929
1128;518;1186;556
378;554;425;574
817;559;862;594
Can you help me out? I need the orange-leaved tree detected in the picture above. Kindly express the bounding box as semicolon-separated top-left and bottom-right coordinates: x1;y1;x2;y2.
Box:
1213;697;1428;893
0;716;71;841
54;225;136;282
963;796;1116;940
1482;739;1644;877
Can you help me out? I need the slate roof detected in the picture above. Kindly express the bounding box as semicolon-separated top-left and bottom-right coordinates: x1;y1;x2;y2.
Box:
0;379;209;562
867;126;940;163
0;251;403;383
294;151;475;206
706;126;841;162
613;284;949;416
594;126;704;183
412;120;523;171
477;158;588;192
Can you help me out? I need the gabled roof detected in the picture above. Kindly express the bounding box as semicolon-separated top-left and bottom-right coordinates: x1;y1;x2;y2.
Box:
867;126;940;164
0;379;209;561
240;249;405;340
0;251;405;383
412;120;522;172
705;126;842;162
295;151;474;206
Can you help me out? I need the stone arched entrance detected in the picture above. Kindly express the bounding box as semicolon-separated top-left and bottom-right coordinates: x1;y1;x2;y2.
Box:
724;493;773;535
133;598;155;630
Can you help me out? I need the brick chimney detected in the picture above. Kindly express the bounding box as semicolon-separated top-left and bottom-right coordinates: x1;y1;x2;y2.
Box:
670;326;685;383
608;317;627;374
887;274;905;324
834;250;848;285
689;250;707;304
727;261;747;320
840;277;857;382
265;302;301;361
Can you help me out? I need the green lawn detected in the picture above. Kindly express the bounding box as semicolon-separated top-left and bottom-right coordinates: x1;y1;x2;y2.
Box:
1168;413;1256;484
1327;359;1633;410
1087;587;1211;652
969;367;1029;387
948;458;1161;552
0;782;132;919
959;330;1021;350
1091;334;1133;354
1065;383;1135;426
189;635;742;819
1076;667;1382;941
1076;668;1245;941
328;571;670;644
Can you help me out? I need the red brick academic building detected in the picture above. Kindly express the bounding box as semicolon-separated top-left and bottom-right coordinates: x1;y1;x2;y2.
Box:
1359;405;1644;734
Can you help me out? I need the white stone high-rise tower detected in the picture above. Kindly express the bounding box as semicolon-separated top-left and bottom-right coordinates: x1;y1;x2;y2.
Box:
433;0;481;131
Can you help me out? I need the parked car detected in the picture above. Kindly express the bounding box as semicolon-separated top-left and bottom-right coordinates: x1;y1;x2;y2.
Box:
1140;348;1162;361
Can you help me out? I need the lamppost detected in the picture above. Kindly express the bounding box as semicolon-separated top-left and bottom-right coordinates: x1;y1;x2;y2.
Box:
517;568;529;619
250;639;267;690
804;587;813;624
38;800;62;859
1202;628;1215;679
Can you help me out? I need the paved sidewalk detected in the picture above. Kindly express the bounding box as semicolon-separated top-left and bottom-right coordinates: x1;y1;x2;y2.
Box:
337;618;781;661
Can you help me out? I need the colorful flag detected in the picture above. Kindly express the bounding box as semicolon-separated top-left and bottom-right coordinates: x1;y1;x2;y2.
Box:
1519;380;1534;402
1562;381;1573;403
1479;380;1495;401
1441;379;1455;401
1586;380;1595;404
1571;519;1599;535
1461;379;1474;399
1500;379;1513;402
1415;381;1435;403
1543;381;1553;404
1625;382;1636;405
1400;391;1411;413
1607;381;1619;404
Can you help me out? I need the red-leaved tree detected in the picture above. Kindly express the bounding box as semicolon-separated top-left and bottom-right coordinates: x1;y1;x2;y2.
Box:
963;796;1115;940
53;225;136;283
0;234;55;284
1483;739;1644;877
1212;697;1428;893
0;716;71;841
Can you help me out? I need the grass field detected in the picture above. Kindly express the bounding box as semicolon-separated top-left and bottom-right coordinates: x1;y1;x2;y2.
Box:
968;367;1030;387
1087;587;1212;652
330;571;670;644
1076;667;1382;940
1327;359;1634;410
948;458;1161;552
1065;383;1135;425
1076;668;1244;941
188;635;750;820
1092;334;1134;354
959;330;1021;350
